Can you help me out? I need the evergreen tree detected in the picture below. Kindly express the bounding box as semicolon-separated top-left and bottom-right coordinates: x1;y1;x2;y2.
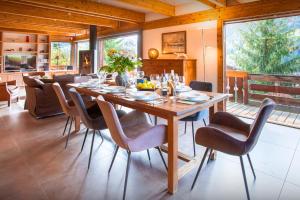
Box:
230;18;300;75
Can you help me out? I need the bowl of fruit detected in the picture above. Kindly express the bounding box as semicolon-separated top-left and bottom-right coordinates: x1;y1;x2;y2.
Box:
137;80;156;91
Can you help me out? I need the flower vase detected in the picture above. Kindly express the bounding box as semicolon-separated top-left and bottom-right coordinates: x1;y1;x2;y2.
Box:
115;73;128;86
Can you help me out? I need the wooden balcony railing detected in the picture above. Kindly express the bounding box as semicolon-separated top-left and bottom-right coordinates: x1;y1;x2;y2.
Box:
226;70;300;107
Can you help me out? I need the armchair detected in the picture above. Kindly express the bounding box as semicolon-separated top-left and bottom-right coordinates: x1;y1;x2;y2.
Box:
23;76;62;118
0;80;19;107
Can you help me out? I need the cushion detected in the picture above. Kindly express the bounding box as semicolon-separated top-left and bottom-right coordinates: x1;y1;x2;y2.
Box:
23;76;44;88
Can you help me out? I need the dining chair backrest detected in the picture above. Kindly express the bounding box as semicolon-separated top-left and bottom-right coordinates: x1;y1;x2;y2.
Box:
189;81;212;92
68;88;93;128
96;96;129;149
246;98;276;152
52;83;70;114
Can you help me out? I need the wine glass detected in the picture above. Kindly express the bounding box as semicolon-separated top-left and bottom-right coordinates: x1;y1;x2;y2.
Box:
178;76;185;87
97;71;107;85
150;74;160;88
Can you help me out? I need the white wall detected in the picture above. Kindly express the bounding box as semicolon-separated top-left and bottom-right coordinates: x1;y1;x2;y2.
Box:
142;21;218;91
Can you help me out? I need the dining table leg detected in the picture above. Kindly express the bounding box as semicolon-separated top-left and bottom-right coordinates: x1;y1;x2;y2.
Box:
167;116;178;194
209;104;217;160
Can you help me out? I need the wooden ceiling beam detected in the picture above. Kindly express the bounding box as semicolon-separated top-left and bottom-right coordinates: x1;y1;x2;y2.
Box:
0;1;118;28
117;0;175;16
8;0;145;23
0;27;75;36
144;0;300;29
0;22;86;35
0;13;89;30
75;23;141;41
196;0;218;8
196;0;226;8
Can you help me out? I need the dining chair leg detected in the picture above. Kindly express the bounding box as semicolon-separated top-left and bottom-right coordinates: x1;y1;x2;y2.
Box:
192;121;196;157
247;154;256;179
123;151;131;200
191;147;210;190
97;130;104;145
207;149;213;164
62;116;70;136
147;149;151;166
157;147;168;171
80;128;89;153
65;117;73;149
154;116;157;125
203;119;207;126
108;146;119;173
147;114;153;124
240;156;251;200
88;130;96;169
184;122;187;134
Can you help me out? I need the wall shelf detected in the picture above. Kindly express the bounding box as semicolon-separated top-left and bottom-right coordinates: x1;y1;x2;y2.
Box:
0;31;50;73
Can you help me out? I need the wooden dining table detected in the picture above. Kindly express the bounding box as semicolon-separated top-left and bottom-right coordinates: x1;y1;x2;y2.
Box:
69;83;230;194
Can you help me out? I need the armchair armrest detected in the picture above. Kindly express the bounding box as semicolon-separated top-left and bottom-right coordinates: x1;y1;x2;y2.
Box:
211;112;251;133
6;80;17;86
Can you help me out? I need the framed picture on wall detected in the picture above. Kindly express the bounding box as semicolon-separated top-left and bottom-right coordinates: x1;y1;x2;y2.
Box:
162;31;186;54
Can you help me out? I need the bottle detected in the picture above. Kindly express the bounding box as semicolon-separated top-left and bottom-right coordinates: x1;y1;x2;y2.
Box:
161;69;168;96
169;70;176;96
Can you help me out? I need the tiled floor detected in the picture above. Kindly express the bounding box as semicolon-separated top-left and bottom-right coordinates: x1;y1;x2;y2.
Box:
0;101;300;200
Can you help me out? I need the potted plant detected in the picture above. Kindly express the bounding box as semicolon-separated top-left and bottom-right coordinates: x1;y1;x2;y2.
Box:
101;49;142;86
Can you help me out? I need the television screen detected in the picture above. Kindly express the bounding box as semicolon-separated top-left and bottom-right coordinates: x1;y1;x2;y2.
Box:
5;55;36;72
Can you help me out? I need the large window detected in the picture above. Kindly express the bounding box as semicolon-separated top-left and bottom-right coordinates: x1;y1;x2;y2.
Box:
226;16;300;75
101;34;138;66
51;42;71;67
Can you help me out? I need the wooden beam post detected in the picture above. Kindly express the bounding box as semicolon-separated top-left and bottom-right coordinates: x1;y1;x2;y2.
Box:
217;19;225;111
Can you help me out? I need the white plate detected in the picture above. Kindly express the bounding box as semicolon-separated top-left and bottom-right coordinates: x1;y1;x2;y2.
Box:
176;86;192;93
129;91;160;101
179;91;209;102
103;86;125;93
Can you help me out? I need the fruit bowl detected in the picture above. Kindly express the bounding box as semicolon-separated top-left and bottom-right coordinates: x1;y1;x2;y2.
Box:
137;88;156;91
136;81;156;91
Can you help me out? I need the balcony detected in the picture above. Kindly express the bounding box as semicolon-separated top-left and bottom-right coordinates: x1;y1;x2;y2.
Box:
226;70;300;129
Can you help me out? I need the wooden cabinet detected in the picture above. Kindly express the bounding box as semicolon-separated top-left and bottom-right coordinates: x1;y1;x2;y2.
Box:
142;59;196;85
0;70;78;87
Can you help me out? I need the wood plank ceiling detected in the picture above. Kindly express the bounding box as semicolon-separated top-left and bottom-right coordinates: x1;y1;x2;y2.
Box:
0;0;264;38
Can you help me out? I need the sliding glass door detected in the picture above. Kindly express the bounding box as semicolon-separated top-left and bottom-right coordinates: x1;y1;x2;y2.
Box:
224;15;300;127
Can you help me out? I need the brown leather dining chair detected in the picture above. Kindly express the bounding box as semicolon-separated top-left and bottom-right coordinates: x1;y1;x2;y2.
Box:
96;96;168;200
191;98;276;200
52;83;80;149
